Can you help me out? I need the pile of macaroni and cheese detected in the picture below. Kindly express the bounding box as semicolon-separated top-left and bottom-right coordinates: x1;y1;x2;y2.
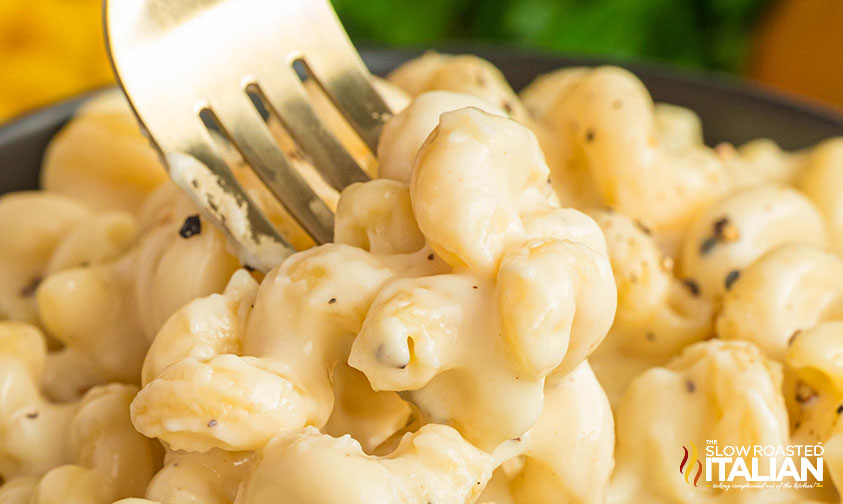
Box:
1;52;843;504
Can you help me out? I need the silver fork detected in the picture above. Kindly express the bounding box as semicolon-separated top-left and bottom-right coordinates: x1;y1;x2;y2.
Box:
105;0;392;271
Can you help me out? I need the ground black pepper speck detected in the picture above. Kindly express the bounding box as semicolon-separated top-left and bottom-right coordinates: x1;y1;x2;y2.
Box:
179;215;202;238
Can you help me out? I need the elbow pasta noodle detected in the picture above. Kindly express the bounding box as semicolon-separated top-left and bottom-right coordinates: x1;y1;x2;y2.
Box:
5;51;843;503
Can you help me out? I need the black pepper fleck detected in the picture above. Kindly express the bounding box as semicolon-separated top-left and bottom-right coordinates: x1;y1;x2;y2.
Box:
328;298;337;304
19;277;42;297
713;216;740;242
179;215;202;238
724;270;741;290
585;128;596;142
26;411;38;419
682;279;700;297
645;331;656;342
207;419;218;427
837;405;843;415
699;236;717;255
427;254;434;261
686;380;696;393
502;101;513;114
634;219;652;235
244;265;256;272
713;217;729;237
472;285;478;290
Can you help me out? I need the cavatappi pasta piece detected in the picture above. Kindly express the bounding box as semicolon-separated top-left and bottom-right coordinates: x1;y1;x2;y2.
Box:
37;189;241;400
0;322;77;480
725;139;799;189
17;386;160;504
0;477;38;504
349;273;542;450
377;91;507;184
352;106;614;449
41;90;167;213
587;209;713;406
322;362;413;454
497;238;615;379
786;321;843;447
521;66;731;236
798;138;843;255
44;211;138;274
145;449;254;504
132;191;242;338
234;425;494;504
491;361;615;504
350;238;615;450
410;107;557;277
133;352;318;452
0;350;160;504
476;470;517;504
610;340;790;504
517;67;601;209
679;185;829;300
241;244;432;425
134;244;441;453
387;52;529;123
653;103;705;155
37;257;151;390
140;269;257;386
334;179;426;255
716;244;843;362
0;192;90;324
821;397;843;501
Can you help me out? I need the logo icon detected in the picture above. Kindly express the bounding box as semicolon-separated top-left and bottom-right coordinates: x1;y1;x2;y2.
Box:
680;442;703;487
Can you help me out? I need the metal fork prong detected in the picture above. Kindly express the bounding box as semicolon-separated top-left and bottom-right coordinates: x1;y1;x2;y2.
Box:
209;100;335;244
306;57;393;153
249;73;369;191
167;146;295;271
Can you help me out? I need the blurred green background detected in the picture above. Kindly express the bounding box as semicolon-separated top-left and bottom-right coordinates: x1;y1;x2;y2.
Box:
333;0;771;72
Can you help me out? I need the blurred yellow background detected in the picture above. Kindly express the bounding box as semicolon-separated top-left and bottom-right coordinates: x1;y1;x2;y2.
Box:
0;0;841;123
0;0;112;121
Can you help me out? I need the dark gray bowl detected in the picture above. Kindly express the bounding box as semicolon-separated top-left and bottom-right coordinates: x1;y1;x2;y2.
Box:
2;47;843;195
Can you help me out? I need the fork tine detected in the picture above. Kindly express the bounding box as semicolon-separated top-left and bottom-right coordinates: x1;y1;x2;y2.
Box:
166;146;295;272
306;56;393;153
248;72;369;191
209;99;335;244
296;2;393;152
